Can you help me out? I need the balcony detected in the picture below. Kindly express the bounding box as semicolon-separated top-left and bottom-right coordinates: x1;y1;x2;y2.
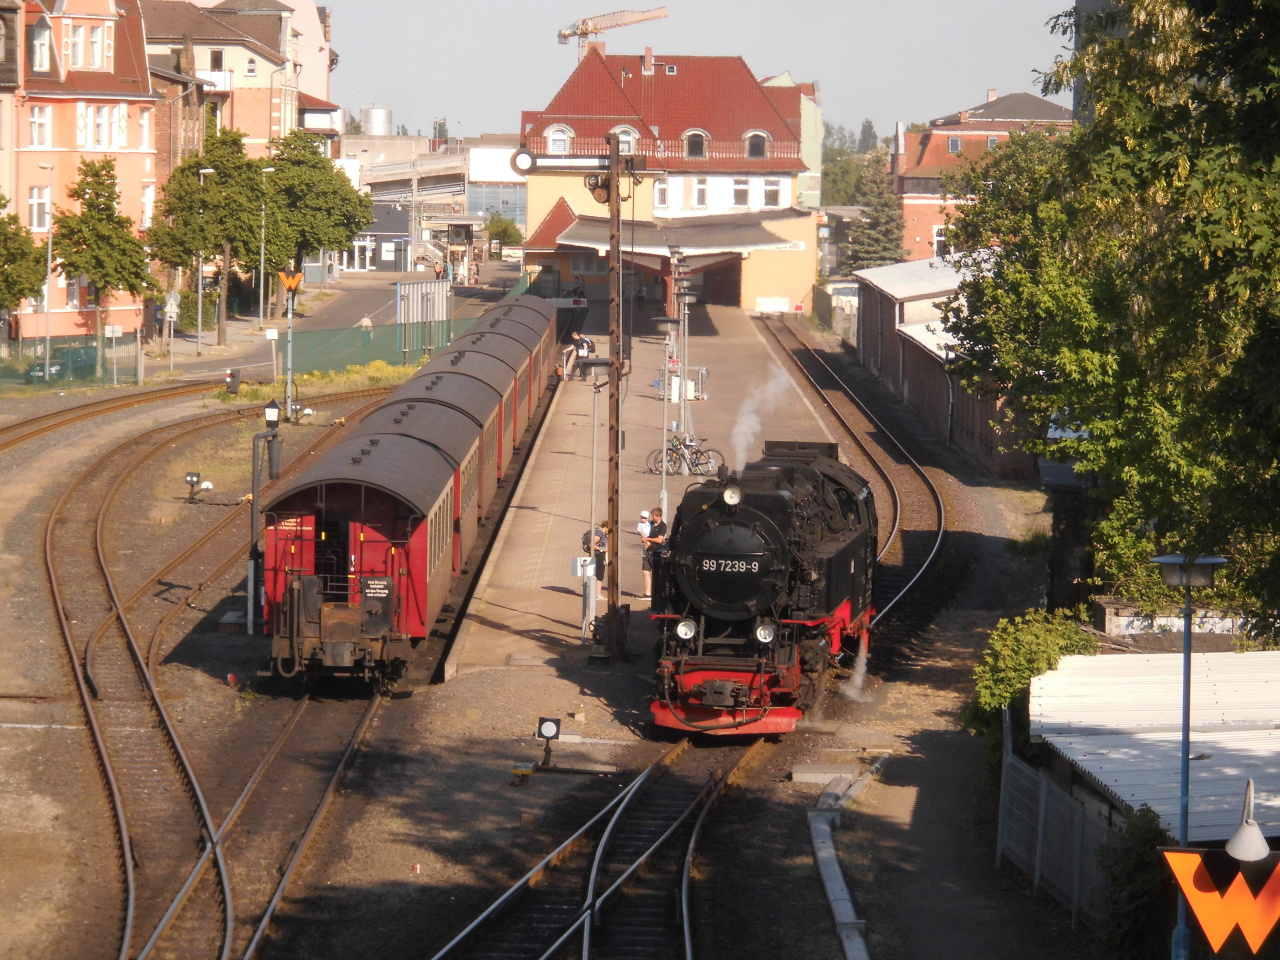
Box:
196;69;233;93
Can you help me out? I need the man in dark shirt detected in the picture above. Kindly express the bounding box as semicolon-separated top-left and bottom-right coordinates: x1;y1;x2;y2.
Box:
639;508;666;600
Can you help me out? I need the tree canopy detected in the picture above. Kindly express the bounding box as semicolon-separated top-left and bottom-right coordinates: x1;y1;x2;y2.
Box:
839;150;906;270
53;157;152;371
267;131;372;269
941;0;1280;627
0;195;47;311
485;213;522;248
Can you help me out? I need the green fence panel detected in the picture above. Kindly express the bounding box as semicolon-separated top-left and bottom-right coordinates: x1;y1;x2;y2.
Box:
813;286;833;328
0;333;141;391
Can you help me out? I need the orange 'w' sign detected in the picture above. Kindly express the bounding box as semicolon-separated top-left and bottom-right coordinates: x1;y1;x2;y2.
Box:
1165;851;1280;953
278;270;303;292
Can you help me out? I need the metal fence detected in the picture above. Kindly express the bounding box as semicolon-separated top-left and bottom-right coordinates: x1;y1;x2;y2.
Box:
995;709;1115;927
0;333;143;391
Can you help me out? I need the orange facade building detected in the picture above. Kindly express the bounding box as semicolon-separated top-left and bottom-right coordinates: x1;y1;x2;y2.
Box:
15;0;157;338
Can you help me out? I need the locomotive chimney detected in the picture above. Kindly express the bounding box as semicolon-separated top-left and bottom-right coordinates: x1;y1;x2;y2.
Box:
717;464;728;481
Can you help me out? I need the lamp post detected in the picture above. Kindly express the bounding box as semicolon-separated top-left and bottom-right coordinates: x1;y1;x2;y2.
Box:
196;167;214;357
258;166;275;331
656;316;679;518
247;400;282;635
38;162;54;382
1150;551;1227;960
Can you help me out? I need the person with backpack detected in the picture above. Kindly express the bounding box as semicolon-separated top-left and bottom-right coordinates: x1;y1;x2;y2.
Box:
571;331;595;379
591;521;612;601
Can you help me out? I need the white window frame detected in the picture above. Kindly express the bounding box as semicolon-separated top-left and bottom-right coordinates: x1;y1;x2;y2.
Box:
732;178;749;207
763;178;781;208
93;105;110;149
139;108;152;150
32;23;50;71
694;177;707;208
934;225;951;258
947;136;961;154
546;124;572;155
30;105;51;147
0;20;6;63
28;186;50;232
140;185;155;229
570;251;607;275
654;177;668;208
987;135;999;150
66;276;80;310
89;25;102;68
245;57;256;77
745;132;769;159
611;125;638;155
70;25;83;67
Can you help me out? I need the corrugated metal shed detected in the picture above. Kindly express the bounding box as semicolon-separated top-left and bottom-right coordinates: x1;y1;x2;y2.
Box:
853;257;963;302
1031;652;1280;841
897;320;956;360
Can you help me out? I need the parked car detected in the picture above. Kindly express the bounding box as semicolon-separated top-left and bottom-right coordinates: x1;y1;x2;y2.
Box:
25;345;98;383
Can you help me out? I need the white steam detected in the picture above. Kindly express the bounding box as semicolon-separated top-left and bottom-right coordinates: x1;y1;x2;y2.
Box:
839;632;871;702
730;365;792;470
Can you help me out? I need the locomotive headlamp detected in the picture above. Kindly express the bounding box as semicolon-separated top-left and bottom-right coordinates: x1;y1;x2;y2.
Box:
722;485;742;506
675;618;697;640
755;621;778;644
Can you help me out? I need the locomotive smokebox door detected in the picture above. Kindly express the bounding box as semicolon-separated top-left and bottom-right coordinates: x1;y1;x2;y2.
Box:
360;577;395;636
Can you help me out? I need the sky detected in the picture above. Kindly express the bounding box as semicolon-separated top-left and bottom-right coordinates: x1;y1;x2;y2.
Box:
323;1;1075;141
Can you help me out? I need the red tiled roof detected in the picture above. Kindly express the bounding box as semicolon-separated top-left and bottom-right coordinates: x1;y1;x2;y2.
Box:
896;129;1012;187
522;49;805;173
25;0;156;98
298;91;339;111
525;197;579;252
140;0;284;63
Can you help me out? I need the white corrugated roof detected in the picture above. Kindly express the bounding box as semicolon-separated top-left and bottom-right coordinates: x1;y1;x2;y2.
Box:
1031;652;1280;738
897;320;957;360
852;257;963;301
1045;729;1280;842
1031;652;1280;842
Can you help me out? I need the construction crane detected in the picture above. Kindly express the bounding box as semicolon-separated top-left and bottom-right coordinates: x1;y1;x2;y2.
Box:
557;7;668;60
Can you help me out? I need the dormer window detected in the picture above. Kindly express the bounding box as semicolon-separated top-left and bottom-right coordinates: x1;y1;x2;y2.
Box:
246;57;257;77
547;125;573;154
746;133;768;159
31;22;51;72
611;126;638;155
948;136;961;154
684;132;705;159
664;64;677;75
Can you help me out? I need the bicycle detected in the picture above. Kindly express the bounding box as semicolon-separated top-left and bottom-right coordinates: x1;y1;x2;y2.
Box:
647;437;724;476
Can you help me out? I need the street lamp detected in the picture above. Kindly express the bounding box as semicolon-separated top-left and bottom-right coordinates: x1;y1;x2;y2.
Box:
1225;779;1271;863
1151;551;1227;960
247;400;282;635
655;316;680;518
38;162;54;382
196;167;215;357
258;166;275;331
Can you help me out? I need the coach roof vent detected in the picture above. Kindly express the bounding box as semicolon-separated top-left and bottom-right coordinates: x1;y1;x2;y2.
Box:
351;456;363;464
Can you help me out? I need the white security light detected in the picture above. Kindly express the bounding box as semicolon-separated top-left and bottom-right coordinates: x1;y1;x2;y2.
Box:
675;619;697;640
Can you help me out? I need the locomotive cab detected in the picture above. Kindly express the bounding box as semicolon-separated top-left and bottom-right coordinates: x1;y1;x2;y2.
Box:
651;441;877;734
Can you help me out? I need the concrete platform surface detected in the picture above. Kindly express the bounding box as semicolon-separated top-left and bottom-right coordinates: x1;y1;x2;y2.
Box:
445;303;835;679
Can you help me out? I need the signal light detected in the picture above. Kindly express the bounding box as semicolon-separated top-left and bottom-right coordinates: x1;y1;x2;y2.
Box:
225;368;241;394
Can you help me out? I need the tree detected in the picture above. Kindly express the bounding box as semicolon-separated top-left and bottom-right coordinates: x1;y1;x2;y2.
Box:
432;117;449;140
942;0;1280;626
269;131;373;275
149;129;263;345
855;119;878;154
840;150;906;269
395;123;409;137
0;194;48;312
344;114;362;135
485;213;522;249
53;158;153;375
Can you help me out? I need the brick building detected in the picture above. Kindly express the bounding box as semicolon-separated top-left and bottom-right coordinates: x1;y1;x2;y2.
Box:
891;90;1072;260
147;40;209;182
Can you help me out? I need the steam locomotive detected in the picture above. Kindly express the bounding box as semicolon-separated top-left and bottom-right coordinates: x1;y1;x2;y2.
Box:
650;441;878;734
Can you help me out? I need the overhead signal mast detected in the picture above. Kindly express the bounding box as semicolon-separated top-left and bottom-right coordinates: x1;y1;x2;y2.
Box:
557;6;668;60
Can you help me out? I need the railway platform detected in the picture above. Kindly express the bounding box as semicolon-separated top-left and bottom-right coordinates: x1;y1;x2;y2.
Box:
444;302;837;677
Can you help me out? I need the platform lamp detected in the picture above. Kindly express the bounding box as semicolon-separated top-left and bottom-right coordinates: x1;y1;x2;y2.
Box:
1226;779;1271;863
1151;551;1227;960
38;162;54;381
247;400;283;635
655;316;680;518
196;168;215;356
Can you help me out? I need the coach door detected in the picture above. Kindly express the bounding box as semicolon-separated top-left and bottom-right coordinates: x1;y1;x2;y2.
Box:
315;513;351;602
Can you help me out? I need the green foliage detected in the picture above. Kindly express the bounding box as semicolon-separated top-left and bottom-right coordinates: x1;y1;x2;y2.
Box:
216;359;415;401
344;115;362;135
941;1;1280;627
855;119;878;154
177;290;218;332
821;121;885;206
840;149;906;270
268;131;373;268
963;608;1097;772
485;213;522;249
432;118;448;140
1095;806;1173;960
0;194;47;310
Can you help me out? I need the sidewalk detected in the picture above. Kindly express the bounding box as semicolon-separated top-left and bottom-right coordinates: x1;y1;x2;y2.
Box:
445;302;836;677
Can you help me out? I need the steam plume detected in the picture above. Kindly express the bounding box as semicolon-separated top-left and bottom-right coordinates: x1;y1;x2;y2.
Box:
730;365;791;470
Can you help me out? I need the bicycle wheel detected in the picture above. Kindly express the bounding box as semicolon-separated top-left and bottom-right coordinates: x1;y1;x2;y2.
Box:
646;449;663;474
700;449;724;475
664;448;685;474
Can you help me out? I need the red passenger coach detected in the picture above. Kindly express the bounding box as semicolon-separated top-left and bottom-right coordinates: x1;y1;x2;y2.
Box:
259;297;558;682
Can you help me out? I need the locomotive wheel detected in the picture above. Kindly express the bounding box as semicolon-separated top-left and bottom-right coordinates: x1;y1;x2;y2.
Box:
797;668;827;711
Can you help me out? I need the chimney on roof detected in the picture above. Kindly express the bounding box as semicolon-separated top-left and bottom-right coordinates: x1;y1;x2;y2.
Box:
894;121;905;157
959;111;969;122
987;88;997;102
643;47;654;75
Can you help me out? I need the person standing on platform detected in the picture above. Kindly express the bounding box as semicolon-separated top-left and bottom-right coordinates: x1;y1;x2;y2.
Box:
636;510;652;598
592;521;612;601
434;261;444;281
571;331;595;379
640;508;666;602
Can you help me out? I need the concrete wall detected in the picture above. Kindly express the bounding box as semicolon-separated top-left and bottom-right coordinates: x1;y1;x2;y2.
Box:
739;208;816;313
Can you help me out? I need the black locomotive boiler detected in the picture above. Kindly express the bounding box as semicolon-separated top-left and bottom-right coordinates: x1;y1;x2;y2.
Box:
650;441;877;734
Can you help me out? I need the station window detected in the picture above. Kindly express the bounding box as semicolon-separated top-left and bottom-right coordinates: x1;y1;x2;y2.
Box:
694;177;707;208
732;178;748;206
654;177;668;208
763;178;780;208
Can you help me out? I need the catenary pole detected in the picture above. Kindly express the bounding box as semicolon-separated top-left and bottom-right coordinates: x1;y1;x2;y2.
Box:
606;133;622;646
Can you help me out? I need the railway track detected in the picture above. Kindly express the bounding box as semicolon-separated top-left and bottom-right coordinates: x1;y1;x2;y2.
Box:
759;314;945;626
44;389;391;960
0;380;217;456
430;739;761;960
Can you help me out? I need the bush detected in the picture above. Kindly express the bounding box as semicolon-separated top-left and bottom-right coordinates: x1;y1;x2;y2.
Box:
961;607;1098;773
1096;806;1173;960
177;290;218;333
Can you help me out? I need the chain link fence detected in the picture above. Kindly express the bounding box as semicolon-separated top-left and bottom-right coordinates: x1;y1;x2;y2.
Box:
0;333;143;392
995;709;1116;928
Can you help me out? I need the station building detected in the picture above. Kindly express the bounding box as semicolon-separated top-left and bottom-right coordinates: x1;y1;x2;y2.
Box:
519;47;820;315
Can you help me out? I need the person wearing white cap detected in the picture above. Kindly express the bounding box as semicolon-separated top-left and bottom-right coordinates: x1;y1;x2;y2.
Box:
637;510;653;599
